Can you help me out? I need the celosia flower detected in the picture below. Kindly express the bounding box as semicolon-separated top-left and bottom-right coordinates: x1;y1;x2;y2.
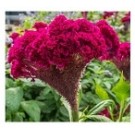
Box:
103;11;116;19
121;12;130;23
8;15;109;111
121;12;130;31
33;21;47;31
9;32;19;44
117;42;130;61
96;20;119;59
113;42;130;80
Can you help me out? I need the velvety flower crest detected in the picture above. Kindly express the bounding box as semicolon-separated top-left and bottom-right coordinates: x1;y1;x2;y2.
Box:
8;15;118;110
96;20;120;59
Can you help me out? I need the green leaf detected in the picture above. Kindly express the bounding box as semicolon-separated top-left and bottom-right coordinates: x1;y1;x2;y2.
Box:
123;98;130;114
88;99;115;115
34;101;46;110
122;116;130;122
103;82;111;89
6;78;15;88
23;17;33;29
112;73;130;103
52;90;60;101
13;112;25;122
80;115;112;122
6;108;12;121
21;100;41;121
6;87;23;112
59;106;69;117
36;87;51;100
95;84;109;100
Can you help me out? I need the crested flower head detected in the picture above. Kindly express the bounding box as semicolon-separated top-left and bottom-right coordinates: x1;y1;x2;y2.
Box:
96;20;119;59
8;15;119;110
121;12;130;32
9;32;20;44
121;12;130;23
33;21;47;30
117;42;130;61
103;11;116;19
113;42;130;80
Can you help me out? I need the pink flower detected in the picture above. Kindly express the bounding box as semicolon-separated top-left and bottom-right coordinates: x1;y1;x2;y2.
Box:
113;42;130;80
33;21;47;30
10;60;30;78
96;20;119;59
103;11;116;19
9;32;19;44
8;30;39;63
8;15;120;111
121;12;130;23
117;42;130;61
121;12;130;32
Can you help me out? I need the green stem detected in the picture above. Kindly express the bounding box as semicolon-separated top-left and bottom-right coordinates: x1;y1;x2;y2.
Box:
118;100;125;122
71;109;79;122
70;89;80;122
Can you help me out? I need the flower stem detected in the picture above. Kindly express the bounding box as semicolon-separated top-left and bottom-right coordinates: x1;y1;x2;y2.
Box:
71;91;80;122
71;109;79;122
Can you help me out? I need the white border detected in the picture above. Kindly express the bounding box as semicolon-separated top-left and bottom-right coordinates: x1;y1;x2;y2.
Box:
1;0;134;11
0;0;135;135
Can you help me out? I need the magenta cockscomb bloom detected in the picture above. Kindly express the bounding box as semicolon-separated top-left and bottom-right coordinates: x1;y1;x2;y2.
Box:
117;42;130;61
103;11;116;19
121;12;130;31
8;15;112;112
96;20;119;59
33;21;47;31
9;32;20;44
113;42;130;80
121;12;130;23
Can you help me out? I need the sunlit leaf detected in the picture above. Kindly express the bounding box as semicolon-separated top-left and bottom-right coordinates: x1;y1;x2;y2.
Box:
112;73;130;103
122;116;130;122
95;84;109;100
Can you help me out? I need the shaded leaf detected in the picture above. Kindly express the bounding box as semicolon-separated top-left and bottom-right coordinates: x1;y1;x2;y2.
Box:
59;106;69;117
21;100;41;121
13;112;25;122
